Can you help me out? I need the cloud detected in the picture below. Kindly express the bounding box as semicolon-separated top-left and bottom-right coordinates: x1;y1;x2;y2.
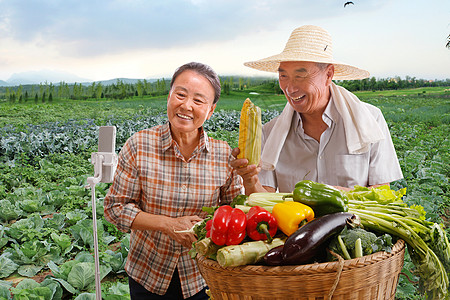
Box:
1;0;383;58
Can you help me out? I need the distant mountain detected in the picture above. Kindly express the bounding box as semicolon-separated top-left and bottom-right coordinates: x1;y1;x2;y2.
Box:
82;78;158;86
1;71;163;87
6;70;92;85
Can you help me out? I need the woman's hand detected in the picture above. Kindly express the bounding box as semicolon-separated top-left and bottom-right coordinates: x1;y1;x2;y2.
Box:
167;215;203;248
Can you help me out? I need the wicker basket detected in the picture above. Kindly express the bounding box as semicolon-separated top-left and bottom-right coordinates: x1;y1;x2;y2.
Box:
197;239;405;300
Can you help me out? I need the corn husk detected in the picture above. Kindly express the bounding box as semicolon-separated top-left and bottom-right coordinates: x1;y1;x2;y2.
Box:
237;98;262;166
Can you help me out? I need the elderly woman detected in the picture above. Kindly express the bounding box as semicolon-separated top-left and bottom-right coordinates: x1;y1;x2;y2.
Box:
104;62;243;300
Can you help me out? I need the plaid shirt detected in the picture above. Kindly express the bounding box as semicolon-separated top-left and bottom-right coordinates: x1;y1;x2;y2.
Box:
104;122;243;298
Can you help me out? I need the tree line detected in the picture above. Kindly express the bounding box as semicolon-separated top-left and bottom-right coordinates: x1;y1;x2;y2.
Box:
0;76;449;103
335;76;450;92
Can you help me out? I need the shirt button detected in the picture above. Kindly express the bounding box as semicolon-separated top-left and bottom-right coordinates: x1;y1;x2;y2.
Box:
319;156;323;160
183;163;188;168
181;184;187;190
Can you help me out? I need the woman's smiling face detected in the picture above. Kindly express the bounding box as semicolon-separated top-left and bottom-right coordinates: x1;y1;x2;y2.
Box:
167;69;216;135
278;61;334;116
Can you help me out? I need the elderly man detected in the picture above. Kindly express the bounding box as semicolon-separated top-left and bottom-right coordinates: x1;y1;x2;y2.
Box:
231;25;403;194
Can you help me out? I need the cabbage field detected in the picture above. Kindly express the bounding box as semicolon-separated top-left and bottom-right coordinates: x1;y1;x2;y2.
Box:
0;88;449;299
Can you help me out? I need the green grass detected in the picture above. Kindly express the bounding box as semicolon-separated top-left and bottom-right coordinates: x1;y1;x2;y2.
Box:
353;86;450;97
1;86;449;128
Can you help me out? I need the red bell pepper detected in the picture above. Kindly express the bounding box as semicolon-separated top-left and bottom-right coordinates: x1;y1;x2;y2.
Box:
205;219;212;238
246;206;278;243
210;205;247;246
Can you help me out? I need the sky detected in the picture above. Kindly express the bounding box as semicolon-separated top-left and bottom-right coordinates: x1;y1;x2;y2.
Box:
0;0;449;83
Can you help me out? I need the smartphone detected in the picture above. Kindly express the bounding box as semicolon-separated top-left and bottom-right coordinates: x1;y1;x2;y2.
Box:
98;126;117;183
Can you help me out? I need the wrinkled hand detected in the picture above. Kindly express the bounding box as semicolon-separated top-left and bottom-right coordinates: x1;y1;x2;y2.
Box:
167;215;203;248
230;147;261;181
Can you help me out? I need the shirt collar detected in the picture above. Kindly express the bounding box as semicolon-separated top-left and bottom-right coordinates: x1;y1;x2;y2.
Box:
161;122;173;152
295;96;338;133
161;122;210;155
322;96;335;127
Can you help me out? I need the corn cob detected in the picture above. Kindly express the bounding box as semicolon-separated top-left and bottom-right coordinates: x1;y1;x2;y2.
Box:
237;98;262;166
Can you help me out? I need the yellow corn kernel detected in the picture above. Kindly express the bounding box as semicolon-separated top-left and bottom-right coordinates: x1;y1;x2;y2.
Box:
237;98;262;166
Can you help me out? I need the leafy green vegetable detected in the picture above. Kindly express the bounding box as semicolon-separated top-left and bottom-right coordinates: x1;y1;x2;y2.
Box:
102;250;126;274
70;219;115;249
11;278;53;300
17;265;43;277
66;210;89;226
328;227;393;260
346;185;450;300
191;206;216;242
48;254;111;294
0;280;12;300
68;262;111;292
74;293;96;300
103;282;130;300
40;278;63;300
230;194;248;208
44;213;66;231
51;232;73;254
6;214;46;242
67;262;96;291
7;240;62;267
0;255;19;278
0;200;21;222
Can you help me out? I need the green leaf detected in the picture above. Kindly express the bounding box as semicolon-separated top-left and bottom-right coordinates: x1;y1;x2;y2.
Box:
19;199;42;213
103;250;126;273
74;293;96;300
0;239;8;250
0;200;21;222
14;279;39;290
40;278;63;300
17;265;43;277
67;262;95;291
0;281;12;300
50;233;72;253
51;278;78;294
0;256;19;278
75;252;94;263
107;281;129;296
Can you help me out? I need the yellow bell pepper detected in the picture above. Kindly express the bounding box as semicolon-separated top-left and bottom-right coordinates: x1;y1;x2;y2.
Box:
272;201;315;236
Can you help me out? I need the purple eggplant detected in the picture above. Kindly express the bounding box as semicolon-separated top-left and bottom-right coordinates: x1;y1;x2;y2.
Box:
281;212;360;265
264;245;285;266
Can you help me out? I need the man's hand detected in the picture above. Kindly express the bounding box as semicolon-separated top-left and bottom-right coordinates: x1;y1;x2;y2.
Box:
230;148;268;195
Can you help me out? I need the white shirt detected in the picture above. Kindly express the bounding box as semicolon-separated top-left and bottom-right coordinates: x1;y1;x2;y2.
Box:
259;97;403;192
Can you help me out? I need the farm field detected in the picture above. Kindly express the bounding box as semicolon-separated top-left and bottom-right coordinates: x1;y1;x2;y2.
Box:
0;87;449;299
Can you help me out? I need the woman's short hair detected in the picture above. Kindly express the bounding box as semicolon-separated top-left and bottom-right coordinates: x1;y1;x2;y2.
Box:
170;62;221;104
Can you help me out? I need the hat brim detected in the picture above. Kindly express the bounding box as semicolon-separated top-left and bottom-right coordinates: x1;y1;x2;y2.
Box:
244;54;370;80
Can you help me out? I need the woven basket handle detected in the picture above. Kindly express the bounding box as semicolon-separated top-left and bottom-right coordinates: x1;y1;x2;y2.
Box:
327;250;345;300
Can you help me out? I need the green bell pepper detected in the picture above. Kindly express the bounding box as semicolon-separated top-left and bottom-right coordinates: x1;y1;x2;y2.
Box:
283;180;349;217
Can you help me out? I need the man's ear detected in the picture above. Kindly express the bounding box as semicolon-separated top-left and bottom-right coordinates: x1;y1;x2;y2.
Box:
326;64;335;85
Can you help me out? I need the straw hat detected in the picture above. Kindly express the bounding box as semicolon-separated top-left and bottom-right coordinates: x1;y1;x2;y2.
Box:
244;25;370;80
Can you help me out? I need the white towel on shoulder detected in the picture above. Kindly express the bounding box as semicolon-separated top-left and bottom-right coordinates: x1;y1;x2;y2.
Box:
260;82;384;170
330;83;384;154
260;102;294;171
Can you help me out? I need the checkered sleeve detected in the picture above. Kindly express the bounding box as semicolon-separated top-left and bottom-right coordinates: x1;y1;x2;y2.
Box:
104;135;142;233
